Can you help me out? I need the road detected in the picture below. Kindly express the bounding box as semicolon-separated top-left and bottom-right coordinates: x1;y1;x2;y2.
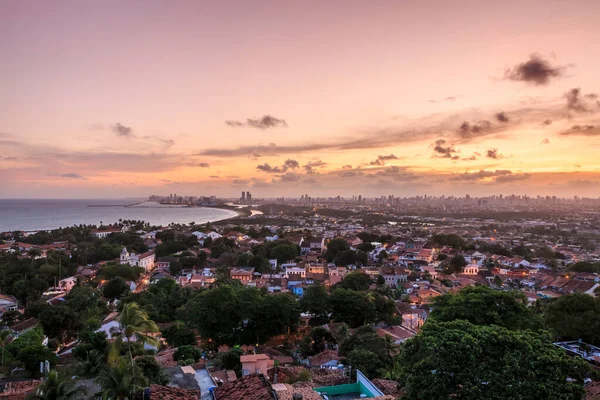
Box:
195;368;216;400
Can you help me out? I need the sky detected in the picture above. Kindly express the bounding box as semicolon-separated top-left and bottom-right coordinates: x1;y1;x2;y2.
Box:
1;0;600;199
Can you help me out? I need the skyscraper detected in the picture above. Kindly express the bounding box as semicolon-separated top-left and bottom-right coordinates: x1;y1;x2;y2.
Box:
246;191;252;201
241;191;246;201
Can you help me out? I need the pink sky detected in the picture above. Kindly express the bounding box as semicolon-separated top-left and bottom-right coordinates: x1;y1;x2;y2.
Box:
1;0;600;198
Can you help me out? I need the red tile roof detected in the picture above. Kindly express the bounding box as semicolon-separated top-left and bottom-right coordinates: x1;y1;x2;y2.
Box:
149;384;200;400
213;374;273;400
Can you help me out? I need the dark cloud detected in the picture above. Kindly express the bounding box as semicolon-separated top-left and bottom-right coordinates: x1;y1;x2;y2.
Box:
339;171;360;178
111;123;133;137
374;166;420;181
341;165;352;170
504;54;568;85
256;163;283;173
225;115;288;130
462;155;478;161
486;149;503;159
209;175;220;178
567;179;600;187
428;95;461;103
303;177;318;185
450;170;512;182
541;119;552;126
495;173;531;183
197;163;210;168
304;159;327;174
58;173;87;179
232;179;250;185
558;125;600;136
458;120;492;140
432;139;458;159
495;112;509;123
257;159;300;174
369;154;399;166
564;88;600;113
283;159;300;170
279;173;301;182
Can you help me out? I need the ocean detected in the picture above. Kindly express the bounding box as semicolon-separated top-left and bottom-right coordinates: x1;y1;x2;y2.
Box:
0;199;238;232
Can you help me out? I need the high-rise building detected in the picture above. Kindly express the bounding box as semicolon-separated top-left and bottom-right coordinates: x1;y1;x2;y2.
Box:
246;191;252;201
241;191;246;201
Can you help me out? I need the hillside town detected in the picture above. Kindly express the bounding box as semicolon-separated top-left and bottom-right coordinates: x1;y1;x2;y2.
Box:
1;201;600;399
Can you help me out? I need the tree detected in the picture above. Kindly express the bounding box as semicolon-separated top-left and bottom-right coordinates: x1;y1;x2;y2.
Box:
330;289;376;328
338;271;372;291
397;320;590;400
174;345;202;364
429;286;543;332
103;277;130;299
299;285;331;326
299;327;336;357
0;329;12;368
27;370;86;400
347;349;382;379
109;302;159;380
162;322;196;347
7;327;57;375
219;348;242;374
445;254;467;274
324;238;350;262
1;310;22;326
269;244;299;264
135;355;169;385
95;359;148;400
543;294;600;345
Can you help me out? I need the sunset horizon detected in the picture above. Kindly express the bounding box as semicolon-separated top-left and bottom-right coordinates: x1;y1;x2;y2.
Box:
3;0;600;199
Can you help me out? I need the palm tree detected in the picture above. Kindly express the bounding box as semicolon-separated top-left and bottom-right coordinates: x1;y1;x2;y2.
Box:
80;349;104;378
109;303;159;369
27;370;86;400
0;329;12;368
95;360;148;400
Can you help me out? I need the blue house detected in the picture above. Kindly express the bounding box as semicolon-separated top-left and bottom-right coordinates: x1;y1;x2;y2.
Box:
288;281;304;297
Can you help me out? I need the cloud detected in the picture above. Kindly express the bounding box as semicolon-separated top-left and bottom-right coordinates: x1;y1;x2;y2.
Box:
374;166;420;181
257;159;300;174
428;95;461;103
256;163;283;173
432;139;458;159
495;112;510;123
541;138;550;144
232;179;250;185
450;169;512;182
225;115;288;130
209;175;220;178
279;173;301;182
458;120;493;140
48;172;88;180
494;173;532;183
558;125;600;136
111;123;133;137
567;179;600;187
486;148;503;159
541;119;552;126
503;54;569;85
283;159;300;170
564;88;600;113
196;163;210;168
339;171;361;178
304;159;327;174
341;165;352;170
369;154;399;166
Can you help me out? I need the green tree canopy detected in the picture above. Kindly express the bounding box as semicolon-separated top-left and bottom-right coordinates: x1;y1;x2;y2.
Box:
338;271;372;291
397;320;590;400
542;293;600;345
429;286;543;331
298;284;331;326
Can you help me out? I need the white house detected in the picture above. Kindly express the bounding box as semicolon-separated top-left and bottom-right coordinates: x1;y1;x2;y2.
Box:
120;248;156;271
54;276;78;292
91;227;124;239
0;294;18;316
463;264;479;275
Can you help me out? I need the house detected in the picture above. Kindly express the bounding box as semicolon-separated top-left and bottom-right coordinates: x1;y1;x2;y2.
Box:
240;354;274;376
381;266;408;287
91;227;123;238
230;268;254;283
8;318;39;338
301;237;325;255
0;379;40;399
148;384;199;400
376;325;416;345
0;294;18;317
120;248;155;271
53;276;78;292
463;264;479;275
192;231;222;240
307;349;339;367
421;265;438;279
213;373;273;400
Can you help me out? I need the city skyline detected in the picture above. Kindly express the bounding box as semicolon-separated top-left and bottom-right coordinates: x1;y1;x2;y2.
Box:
2;0;600;198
